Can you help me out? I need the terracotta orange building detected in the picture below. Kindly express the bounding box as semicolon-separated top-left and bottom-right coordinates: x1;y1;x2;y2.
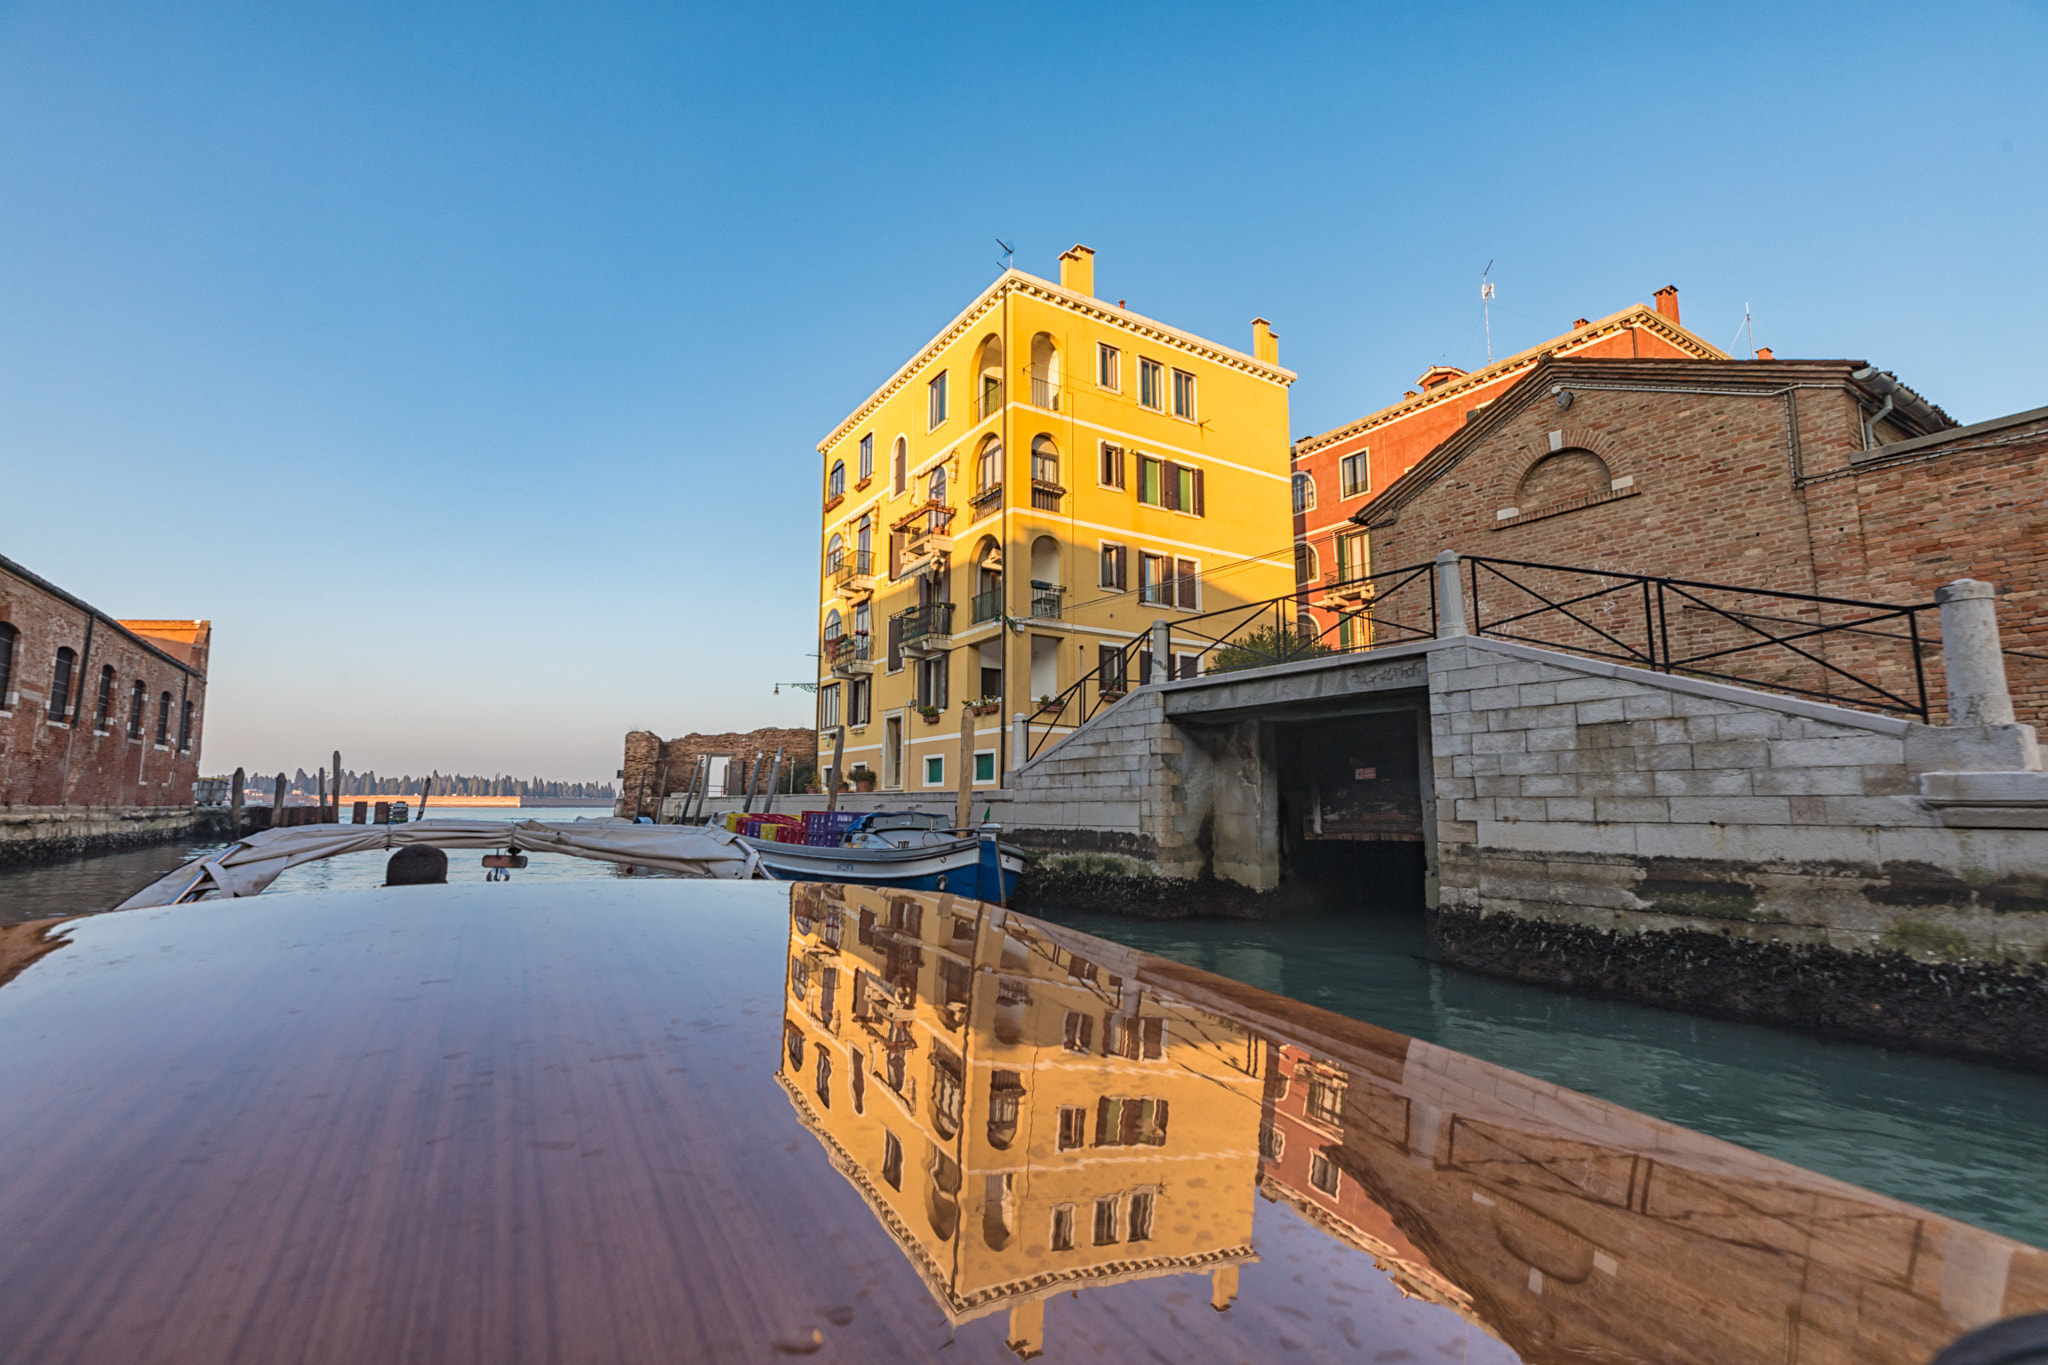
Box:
1288;288;1724;637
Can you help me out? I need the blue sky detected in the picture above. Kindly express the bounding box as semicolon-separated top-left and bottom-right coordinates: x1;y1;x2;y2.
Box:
2;1;2042;781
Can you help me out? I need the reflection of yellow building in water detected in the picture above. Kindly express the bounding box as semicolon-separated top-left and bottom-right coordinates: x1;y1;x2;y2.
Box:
812;245;1295;789
776;883;1264;1356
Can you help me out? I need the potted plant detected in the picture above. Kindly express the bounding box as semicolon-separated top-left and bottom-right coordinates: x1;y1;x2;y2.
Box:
850;765;876;793
1034;694;1062;714
919;705;943;723
969;695;1001;716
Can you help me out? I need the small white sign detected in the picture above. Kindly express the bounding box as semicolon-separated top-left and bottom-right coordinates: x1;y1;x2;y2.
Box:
1355;767;1376;781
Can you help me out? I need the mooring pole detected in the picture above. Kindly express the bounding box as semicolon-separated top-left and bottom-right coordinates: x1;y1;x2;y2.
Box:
955;703;975;831
230;766;245;836
826;727;846;814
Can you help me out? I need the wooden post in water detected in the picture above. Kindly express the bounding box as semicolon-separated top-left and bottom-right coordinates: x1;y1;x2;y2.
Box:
761;747;784;816
272;773;286;819
230;767;245;836
742;751;765;813
956;703;974;832
332;750;342;822
418;777;432;820
317;767;327;820
826;728;845;814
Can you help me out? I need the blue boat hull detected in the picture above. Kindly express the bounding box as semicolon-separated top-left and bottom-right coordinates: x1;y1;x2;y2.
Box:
738;835;1024;902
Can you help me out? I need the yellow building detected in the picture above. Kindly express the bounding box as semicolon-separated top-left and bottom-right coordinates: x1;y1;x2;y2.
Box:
814;245;1296;789
777;882;1264;1355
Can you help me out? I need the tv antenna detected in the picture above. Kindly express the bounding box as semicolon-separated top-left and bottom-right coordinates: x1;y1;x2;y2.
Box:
996;238;1015;270
1480;261;1496;365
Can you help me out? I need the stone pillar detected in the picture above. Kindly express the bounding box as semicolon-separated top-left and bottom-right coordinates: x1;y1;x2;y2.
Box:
1151;618;1170;680
1435;550;1467;637
1010;712;1027;778
1006;1299;1045;1358
1936;579;2016;727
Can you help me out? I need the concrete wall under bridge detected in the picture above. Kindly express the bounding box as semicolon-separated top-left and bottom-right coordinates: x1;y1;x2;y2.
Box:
998;605;2048;1070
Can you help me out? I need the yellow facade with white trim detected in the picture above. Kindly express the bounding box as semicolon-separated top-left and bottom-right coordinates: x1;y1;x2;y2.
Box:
815;245;1295;787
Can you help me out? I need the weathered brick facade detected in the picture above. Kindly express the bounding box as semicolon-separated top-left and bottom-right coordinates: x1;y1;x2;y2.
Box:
0;554;210;809
619;727;818;817
1355;357;2048;725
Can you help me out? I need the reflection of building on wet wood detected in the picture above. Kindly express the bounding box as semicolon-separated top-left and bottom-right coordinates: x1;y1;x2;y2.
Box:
616;727;816;818
1232;998;2048;1364
776;883;1264;1356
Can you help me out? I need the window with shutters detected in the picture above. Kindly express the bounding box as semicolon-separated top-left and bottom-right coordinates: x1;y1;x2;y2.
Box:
1306;1076;1345;1127
1128;1189;1156;1242
48;647;76;721
1295;542;1319;585
887;615;904;672
815;1049;832;1107
1098;441;1125;488
1171;368;1196;420
1259;1123;1285;1160
1106;1014;1166;1060
850;1047;865;1113
893;436;909;495
1137;357;1163;409
882;1131;904;1189
1093;1196;1120;1245
1097;644;1126;695
917;652;948;710
1135;456;1202;515
1174;557;1198;610
1049;1204;1075;1251
1057;1105;1086;1150
849;678;870;726
1337;530;1368;584
1094;1095;1169;1147
1138;552;1167;605
858;432;874;483
927;371;948;429
1061;1010;1093;1053
820;683;841;730
785;1023;805;1068
1099;542;1127;590
1310;1150;1341;1196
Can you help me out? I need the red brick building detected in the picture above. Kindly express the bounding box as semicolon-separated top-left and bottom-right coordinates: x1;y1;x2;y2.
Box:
0;553;211;808
1291;290;1724;638
1351;355;2048;725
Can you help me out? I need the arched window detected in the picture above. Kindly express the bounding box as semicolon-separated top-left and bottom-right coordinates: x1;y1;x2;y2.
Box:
49;646;76;721
178;699;194;751
974;436;1001;495
826;532;844;573
128;679;145;738
1292;472;1316;514
1297;613;1317;638
1030;436;1061;511
974;333;1005;421
828;459;846;501
93;665;115;729
1516;447;1612;508
1294;542;1319;584
1029;333;1061;411
927;466;946;521
892;437;908;495
155;691;172;746
856;517;872;571
823;607;843;642
0;622;15;708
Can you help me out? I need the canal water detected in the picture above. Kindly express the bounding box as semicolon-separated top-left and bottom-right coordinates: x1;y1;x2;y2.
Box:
3;825;2043;1249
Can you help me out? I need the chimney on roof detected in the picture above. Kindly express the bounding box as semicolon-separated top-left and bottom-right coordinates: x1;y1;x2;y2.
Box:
1059;245;1095;297
1416;365;1466;392
1572;318;1589;329
1754;346;1774;361
1654;286;1680;325
1251;318;1278;364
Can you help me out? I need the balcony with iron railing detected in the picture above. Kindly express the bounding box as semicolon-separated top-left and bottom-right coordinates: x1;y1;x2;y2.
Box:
970;483;1002;519
976;379;1003;423
823;632;872;675
1030;480;1065;512
895;600;956;651
972;588;1003;625
1030;581;1065;619
830;549;876;594
1028;376;1062;412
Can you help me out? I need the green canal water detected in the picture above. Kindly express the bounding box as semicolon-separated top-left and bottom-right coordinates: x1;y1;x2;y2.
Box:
3;832;2043;1248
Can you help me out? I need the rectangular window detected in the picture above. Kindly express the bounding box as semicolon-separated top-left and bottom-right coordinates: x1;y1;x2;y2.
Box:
1062;1010;1094;1053
1057;1105;1086;1150
1095;1096;1169;1147
1138;357;1163;409
815;1050;832;1107
1093;1196;1120;1245
918;653;949;710
1174;557;1198;610
1306;1077;1345;1127
1176;652;1200;680
1128;1190;1155;1242
882;1131;904;1189
1310;1149;1340;1196
1098;644;1126;694
821;684;841;730
1138;456;1161;505
850;678;871;726
1098;343;1120;390
1340;450;1369;498
1336;531;1368;583
1099;442;1125;488
1171;368;1196;419
887;615;903;672
1138;552;1166;605
924;754;944;786
1050;1204;1075;1251
928;371;948;429
1099;542;1128;590
858;433;874;482
1109;1015;1167;1059
974;750;995;783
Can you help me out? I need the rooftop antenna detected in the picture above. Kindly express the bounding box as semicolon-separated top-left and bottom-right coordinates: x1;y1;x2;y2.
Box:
996;238;1014;271
1730;303;1756;359
1480;260;1496;365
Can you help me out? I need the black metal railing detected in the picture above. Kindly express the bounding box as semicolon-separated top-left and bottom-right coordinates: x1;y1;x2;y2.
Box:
972;588;1003;625
1029;376;1061;411
1021;555;1941;762
971;484;1002;517
977;380;1003;422
1030;582;1065;619
895;601;956;645
831;549;874;586
823;633;870;668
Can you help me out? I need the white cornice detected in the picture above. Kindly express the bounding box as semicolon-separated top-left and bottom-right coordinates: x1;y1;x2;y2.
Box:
819;271;1297;458
1290;305;1729;460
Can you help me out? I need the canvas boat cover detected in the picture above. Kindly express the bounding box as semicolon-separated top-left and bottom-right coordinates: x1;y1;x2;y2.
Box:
115;818;767;908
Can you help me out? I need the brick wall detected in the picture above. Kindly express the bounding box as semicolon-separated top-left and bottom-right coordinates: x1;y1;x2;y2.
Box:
620;727;818;817
0;558;209;809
